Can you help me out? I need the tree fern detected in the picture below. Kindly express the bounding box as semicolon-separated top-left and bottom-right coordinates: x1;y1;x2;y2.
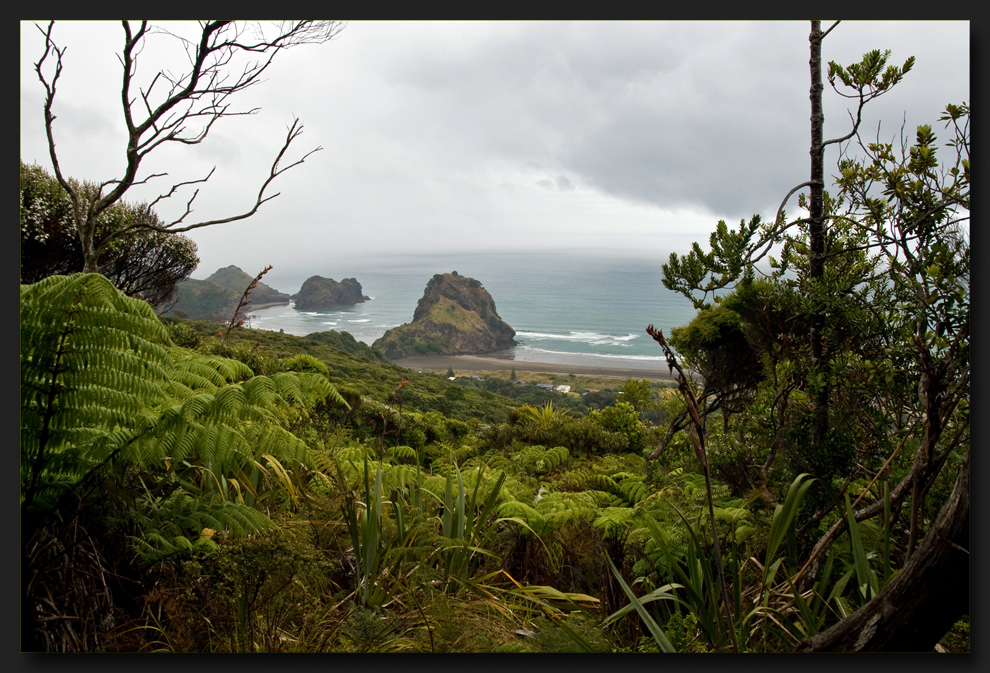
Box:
21;274;341;559
21;274;170;512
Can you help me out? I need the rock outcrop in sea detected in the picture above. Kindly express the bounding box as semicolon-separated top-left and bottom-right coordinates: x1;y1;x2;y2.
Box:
372;271;517;359
292;276;369;310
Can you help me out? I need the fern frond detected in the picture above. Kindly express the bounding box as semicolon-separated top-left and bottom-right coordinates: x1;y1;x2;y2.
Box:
497;499;547;532
267;371;338;408
388;445;419;465
167;350;254;393
593;506;637;536
713;505;751;524
178;349;254;382
537;491;600;529
511;444;572;476
130;488;272;563
615;474;650;506
21;275;173;512
583;472;620;495
21;274;328;560
332;446;378;488
381;463;423;494
253;424;313;467
546;445;570;468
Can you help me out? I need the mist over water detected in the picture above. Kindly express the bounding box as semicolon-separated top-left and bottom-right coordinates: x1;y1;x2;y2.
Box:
243;250;699;370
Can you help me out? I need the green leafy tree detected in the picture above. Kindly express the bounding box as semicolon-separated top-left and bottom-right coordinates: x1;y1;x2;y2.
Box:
662;23;914;464
20;161;199;309
616;378;657;415
661;24;922;492
794;103;969;652
658;21;969;651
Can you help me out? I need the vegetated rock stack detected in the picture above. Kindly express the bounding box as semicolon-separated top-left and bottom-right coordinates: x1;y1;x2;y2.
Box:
372;271;517;359
292;276;370;310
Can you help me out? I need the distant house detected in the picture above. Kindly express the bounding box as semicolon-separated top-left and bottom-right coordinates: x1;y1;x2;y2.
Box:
555;385;571;393
536;383;554;391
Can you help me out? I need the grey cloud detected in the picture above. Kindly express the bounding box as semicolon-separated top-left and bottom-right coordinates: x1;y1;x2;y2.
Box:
19;20;970;272
350;21;813;219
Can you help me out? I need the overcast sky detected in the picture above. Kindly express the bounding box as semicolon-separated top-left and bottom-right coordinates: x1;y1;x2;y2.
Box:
20;20;970;281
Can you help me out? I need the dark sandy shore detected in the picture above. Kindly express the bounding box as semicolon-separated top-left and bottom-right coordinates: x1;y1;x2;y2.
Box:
245;301;290;311
392;354;679;382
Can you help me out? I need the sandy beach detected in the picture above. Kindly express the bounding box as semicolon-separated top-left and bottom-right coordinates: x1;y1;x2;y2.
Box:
246;301;291;311
392;354;679;382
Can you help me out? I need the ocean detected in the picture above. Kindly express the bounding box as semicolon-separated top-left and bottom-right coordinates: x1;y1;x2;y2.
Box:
243;249;699;372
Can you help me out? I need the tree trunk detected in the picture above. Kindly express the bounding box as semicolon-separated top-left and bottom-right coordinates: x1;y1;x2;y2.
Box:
807;20;830;462
795;450;969;652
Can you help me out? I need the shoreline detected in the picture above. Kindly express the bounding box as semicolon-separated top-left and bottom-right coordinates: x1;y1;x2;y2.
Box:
392;354;679;382
245;301;291;311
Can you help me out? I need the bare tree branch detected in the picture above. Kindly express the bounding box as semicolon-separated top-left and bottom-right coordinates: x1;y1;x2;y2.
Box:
33;19;345;273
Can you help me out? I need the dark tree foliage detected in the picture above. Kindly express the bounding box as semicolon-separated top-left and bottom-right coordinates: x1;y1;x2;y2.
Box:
20;161;198;309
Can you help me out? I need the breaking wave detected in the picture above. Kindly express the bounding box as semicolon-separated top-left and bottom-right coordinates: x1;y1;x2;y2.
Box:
515;330;641;348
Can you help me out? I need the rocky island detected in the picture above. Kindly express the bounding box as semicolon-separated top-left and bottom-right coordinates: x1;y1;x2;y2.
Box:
373;271;517;359
292;276;370;310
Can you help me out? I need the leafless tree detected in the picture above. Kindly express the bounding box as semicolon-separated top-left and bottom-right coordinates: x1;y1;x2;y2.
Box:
33;20;345;273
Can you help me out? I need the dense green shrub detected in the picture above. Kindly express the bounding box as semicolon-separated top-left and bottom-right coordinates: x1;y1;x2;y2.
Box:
282;353;331;377
588;402;648;453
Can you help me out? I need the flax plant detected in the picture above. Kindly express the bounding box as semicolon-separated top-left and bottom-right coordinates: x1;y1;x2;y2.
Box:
335;457;402;609
433;463;507;585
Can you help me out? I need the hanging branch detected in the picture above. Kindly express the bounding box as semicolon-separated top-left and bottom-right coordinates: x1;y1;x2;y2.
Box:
221;265;272;346
647;326;706;466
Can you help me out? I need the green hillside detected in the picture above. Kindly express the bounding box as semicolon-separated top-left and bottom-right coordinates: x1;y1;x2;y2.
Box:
166;265;290;320
21;273;971;654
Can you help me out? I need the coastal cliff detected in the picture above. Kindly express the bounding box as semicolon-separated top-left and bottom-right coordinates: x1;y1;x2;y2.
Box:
292;276;369;310
372;271;517;359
